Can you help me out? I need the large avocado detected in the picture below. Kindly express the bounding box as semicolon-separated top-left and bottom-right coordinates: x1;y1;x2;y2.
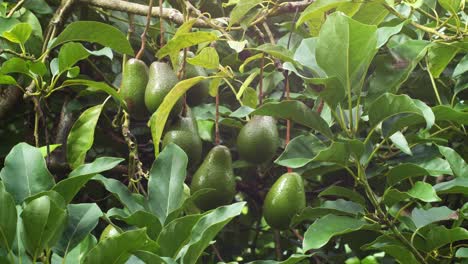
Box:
144;61;182;116
236;116;279;164
190;145;236;211
120;58;149;119
263;172;306;230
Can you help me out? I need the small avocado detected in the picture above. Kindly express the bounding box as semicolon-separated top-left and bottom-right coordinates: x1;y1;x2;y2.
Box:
177;51;210;106
162;107;203;167
263;172;306;230
236;116;279;164
190;145;236;211
144;61;182;116
120;58;149;119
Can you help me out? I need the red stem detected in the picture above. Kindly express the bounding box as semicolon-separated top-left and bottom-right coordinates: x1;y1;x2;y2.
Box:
135;0;154;59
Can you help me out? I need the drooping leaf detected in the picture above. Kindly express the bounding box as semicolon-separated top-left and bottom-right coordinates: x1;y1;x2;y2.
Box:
437;145;468;178
82;229;158;264
303;214;377;250
178;202;246;264
186;47;219;69
61;79;126;109
293;38;326;77
107;209;162;240
54;203;102;257
53;157;124;203
156;32;218;59
251;100;333;139
229;0;262;27
66;104;103;169
275;134;327;168
0;182;17;251
0;143;54;203
51;21;134;55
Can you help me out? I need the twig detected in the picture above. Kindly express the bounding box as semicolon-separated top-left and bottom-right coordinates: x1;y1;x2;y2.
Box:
259;53;265;105
6;0;25;18
262;22;275;44
0;49;35;60
159;0;164;47
291;228;304;241
211;244;224;262
135;0;154;59
274;230;282;261
215;91;220;145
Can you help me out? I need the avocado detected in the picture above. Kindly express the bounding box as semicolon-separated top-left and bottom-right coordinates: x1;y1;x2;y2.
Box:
145;61;182;116
177;51;210;106
162;107;203;167
190;145;236;211
263;172;306;230
120;58;149;119
236;115;279;164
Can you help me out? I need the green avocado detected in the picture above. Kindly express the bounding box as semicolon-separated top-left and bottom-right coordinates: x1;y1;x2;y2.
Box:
120;58;149;119
162;107;203;167
144;61;182;116
178;51;210;106
236;115;279;164
190;145;236;211
263;172;306;230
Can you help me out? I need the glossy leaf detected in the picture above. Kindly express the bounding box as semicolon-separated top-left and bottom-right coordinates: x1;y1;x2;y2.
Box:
434;178;468;194
156;214;202;257
51;235;97;264
411;206;456;229
303;214;376;250
319;186;366;205
253;44;296;64
178;202;246;264
186;47;219;69
0;143;54;203
311;140;364;166
66;104;103;169
363;235;419;264
0;182;16;251
51;21;134;55
54;203;102;257
58;42;90;73
275;134;327;168
156;32;218;59
247;254;311;264
229;0;262;27
437;145;468;178
61;79;126;108
82;229;158;264
148;144;188;225
53;157;124;203
38;144;61;157
251;100;333;138
419;226;468;252
407;181;441;203
297;0;351;26
389;131;412;156
1;23;32;45
133;251;177;264
107;209;162;240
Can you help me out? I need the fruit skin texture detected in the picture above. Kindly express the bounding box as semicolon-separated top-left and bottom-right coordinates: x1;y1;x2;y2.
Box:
178;51;210;106
236;115;279;164
144;61;182;115
120;58;149;119
99;224;120;241
263;172;306;230
162;107;203;167
190;145;236;211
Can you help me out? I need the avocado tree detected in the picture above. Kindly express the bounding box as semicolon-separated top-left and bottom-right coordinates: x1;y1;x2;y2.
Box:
0;0;467;263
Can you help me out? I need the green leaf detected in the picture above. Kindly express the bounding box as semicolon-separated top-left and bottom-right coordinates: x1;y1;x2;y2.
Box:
386;163;443;186
294;38;326;77
367;40;430;100
229;0;262;27
434;177;468;194
0;75;17;85
53;157;124;203
1;23;32;45
303;214;376;250
389;131;412;156
411;206;456;229
133;251;177;264
39;144;61;157
54;203;102;257
251;100;333;139
437;145;468;178
58;42;90;73
433;105;468;125
51;21;134;55
186;47;219;70
315;12;377;96
407;181;441;203
275;134;327;168
21;193;68;258
148;144;188;225
242;87;258;109
247;254;311;264
82;229;158;264
0;143;55;203
156;32;218;59
427;43;460;78
311;139;364;166
253;44;296;64
61;79;126;109
150;76;208;156
297;0;351;26
319;186;366;205
293;207;359;226
107;209;162;240
51;234;97;264
456;248;468;258
419;226;468;252
179;202;246;264
0;182;16;252
156;214;203;258
363;235;419;264
438;0;462;14
453;54;468;77
322;199;365;215
93;175;146;213
236;71;258;100
368;93;434;132
376;20;407;48
66;104;103;169
305;77;345;108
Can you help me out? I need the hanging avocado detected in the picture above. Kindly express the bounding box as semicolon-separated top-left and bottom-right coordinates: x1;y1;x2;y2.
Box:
263;172;306;230
236;116;279;164
120;58;149;119
162;107;203;168
177;51;210;106
144;61;182;117
190;145;236;211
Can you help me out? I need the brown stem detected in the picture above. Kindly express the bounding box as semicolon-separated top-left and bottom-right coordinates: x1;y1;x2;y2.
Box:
285;74;292;173
291;228;304;241
215;92;220;145
6;0;25;17
159;0;164;47
258;53;265;106
211;245;224;262
135;0;154;59
274;230;282;261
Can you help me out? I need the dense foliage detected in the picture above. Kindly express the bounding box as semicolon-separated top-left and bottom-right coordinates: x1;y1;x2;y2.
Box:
0;0;467;263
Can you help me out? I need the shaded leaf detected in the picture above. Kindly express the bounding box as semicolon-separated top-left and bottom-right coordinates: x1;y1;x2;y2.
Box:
411;206;456;229
229;0;262;27
0;182;16;251
319;186;366;205
157;32;218;59
363;235;419;264
437;145;468;178
93;175;146;213
247;254;311;264
107;209;162;240
275;134;327;168
186;47;219;69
